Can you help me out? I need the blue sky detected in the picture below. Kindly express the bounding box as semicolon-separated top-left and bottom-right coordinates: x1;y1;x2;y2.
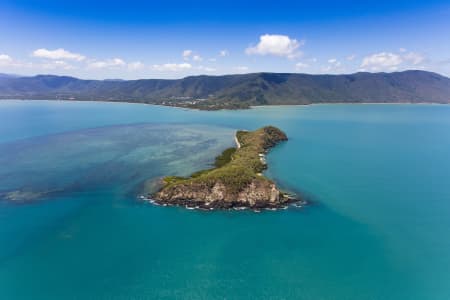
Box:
0;0;449;79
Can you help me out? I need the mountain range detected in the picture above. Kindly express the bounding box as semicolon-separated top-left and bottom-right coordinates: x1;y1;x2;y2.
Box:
0;70;449;109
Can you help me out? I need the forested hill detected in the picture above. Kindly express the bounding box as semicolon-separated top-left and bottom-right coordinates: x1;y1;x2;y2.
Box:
0;70;449;109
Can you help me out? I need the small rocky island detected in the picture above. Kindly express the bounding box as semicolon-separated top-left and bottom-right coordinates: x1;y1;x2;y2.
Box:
149;126;298;210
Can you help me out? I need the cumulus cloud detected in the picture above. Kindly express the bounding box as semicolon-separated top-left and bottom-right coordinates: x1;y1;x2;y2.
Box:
330;58;341;66
328;58;338;64
403;52;424;65
295;62;309;70
182;50;193;60
219;50;229;57
197;65;216;72
0;54;13;65
32;48;85;61
360;51;424;71
0;54;31;68
42;60;76;70
346;54;356;61
1;54;75;70
88;58;126;69
127;61;144;71
182;50;203;62
246;34;304;59
152;63;192;72
361;52;402;70
234;66;249;72
322;58;342;72
87;58;145;71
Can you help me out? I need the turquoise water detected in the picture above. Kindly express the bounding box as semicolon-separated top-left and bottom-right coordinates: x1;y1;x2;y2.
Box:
1;100;450;299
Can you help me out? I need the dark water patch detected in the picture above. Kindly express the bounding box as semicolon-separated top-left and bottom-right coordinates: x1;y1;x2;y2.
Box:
0;123;234;204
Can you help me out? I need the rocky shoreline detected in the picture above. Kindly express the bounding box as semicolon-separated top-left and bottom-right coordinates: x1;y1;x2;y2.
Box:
143;194;304;212
148;126;303;211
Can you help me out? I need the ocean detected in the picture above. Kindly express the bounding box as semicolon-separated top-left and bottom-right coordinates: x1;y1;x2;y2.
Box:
1;100;449;299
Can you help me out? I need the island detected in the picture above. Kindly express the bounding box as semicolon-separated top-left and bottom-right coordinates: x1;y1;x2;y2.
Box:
149;126;298;210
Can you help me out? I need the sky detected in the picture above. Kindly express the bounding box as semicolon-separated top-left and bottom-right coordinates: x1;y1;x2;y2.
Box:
0;0;449;79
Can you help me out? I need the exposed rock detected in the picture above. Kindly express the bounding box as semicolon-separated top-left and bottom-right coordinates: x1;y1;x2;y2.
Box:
155;179;291;209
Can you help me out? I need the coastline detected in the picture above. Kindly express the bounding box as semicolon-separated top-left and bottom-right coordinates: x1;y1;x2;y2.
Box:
1;99;448;114
0;98;196;112
250;102;450;109
145;195;303;212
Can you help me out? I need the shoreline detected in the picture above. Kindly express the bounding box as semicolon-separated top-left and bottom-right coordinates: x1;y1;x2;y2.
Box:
250;102;450;109
142;195;305;212
1;99;448;113
146;194;308;212
0;98;192;111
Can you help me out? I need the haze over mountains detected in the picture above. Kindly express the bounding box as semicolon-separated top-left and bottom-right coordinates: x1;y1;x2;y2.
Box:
0;70;449;109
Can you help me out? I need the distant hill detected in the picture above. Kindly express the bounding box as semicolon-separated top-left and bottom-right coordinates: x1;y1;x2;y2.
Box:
0;73;20;79
0;70;449;109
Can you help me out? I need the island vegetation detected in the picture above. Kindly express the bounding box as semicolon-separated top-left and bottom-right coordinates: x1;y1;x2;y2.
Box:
150;126;298;210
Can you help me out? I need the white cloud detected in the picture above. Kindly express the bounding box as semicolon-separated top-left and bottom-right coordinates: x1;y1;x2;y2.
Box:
127;61;144;71
246;34;304;59
328;58;341;67
152;63;192;72
346;54;356;61
111;58;126;66
219;50;229;57
234;66;249;72
295;62;309;70
183;50;203;62
197;65;216;72
88;58;126;69
361;52;402;71
361;50;427;72
182;50;193;60
403;52;424;65
0;54;31;68
32;48;85;61
41;60;76;70
322;58;343;72
0;54;13;65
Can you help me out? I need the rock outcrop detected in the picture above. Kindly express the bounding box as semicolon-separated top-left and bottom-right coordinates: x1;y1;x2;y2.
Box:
154;179;288;209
